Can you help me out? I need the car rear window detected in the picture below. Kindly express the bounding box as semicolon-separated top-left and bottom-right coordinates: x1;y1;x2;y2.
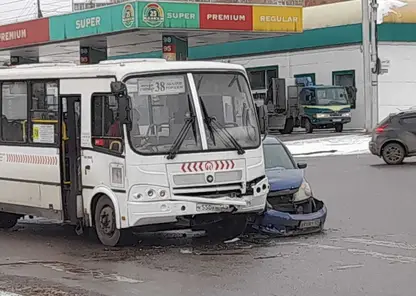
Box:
378;114;393;126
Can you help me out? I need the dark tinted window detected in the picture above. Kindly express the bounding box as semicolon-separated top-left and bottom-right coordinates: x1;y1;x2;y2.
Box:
400;116;416;125
263;143;296;169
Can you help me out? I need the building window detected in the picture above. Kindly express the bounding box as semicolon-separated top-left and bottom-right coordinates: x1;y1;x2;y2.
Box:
30;81;59;144
294;73;316;85
332;70;356;109
91;94;123;153
332;70;355;87
1;82;28;143
247;66;279;90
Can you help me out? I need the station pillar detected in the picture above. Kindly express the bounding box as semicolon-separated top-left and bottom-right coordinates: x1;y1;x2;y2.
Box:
80;46;107;64
162;35;188;61
9;56;38;65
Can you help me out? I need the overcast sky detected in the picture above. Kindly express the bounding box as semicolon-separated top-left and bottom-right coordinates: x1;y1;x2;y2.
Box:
0;0;72;25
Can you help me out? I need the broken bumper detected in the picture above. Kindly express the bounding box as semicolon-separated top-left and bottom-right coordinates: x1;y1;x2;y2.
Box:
252;198;327;236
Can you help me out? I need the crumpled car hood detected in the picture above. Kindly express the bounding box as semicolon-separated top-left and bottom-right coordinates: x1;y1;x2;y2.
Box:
266;168;304;192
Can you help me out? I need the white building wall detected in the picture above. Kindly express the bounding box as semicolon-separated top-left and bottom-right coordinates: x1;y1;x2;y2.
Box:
217;45;366;129
378;42;416;121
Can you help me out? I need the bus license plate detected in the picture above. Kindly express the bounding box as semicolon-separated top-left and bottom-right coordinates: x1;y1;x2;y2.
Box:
196;203;231;213
299;219;321;229
333;119;342;122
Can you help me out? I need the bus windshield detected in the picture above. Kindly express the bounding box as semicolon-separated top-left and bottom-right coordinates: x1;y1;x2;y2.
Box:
194;72;260;151
125;71;259;155
315;87;349;106
126;74;202;154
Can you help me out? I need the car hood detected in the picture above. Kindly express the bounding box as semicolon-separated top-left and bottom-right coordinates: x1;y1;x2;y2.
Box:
266;168;304;192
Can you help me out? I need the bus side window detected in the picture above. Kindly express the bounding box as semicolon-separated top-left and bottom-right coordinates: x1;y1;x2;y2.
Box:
1;82;27;143
91;94;123;153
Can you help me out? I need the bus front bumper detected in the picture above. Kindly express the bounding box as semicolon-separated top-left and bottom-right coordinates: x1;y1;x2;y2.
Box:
126;193;267;228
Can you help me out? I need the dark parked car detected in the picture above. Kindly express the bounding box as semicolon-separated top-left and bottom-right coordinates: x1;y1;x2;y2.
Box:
369;110;416;165
251;136;327;236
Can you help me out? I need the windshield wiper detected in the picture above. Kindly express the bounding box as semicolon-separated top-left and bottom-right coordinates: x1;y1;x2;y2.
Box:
166;96;197;160
199;96;245;155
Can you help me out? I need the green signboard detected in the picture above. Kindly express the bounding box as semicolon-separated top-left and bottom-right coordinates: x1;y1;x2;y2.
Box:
49;2;138;41
138;2;199;29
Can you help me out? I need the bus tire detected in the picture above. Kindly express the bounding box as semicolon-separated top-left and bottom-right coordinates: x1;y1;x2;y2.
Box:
279;118;294;134
205;213;248;241
94;196;123;247
335;123;343;132
0;213;19;229
305;119;314;133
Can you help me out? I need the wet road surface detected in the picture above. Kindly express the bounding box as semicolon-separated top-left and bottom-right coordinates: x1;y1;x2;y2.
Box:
0;154;415;296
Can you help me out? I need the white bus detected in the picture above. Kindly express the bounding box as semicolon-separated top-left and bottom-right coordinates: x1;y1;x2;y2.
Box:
0;59;269;246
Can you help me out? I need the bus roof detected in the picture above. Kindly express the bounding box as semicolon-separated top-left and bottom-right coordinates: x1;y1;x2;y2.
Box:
0;59;246;81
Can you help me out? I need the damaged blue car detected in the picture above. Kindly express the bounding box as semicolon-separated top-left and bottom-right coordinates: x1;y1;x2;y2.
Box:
251;136;327;236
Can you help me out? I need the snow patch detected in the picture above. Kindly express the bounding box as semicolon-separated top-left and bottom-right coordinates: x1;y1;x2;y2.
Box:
285;134;371;157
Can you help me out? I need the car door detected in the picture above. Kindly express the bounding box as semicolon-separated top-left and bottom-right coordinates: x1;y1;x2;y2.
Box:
399;115;416;153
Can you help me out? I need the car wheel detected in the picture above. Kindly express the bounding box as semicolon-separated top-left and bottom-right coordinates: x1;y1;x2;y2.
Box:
305;119;313;133
382;142;405;165
205;214;248;241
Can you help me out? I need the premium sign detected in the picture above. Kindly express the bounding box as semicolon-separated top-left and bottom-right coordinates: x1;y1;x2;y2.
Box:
0;19;49;49
199;4;252;30
252;6;303;32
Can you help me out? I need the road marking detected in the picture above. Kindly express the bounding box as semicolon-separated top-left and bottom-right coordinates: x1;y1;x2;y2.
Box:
0;291;22;296
336;264;364;270
341;237;416;251
280;241;416;264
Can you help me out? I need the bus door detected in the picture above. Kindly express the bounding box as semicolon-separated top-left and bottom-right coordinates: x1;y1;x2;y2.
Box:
61;96;81;225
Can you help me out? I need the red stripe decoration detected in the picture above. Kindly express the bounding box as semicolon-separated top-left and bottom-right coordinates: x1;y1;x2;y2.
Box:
5;153;58;166
180;160;235;173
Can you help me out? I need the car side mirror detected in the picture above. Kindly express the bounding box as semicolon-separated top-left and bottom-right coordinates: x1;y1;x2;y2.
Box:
297;163;307;169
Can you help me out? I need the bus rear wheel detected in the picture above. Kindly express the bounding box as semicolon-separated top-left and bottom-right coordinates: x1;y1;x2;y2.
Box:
0;213;19;229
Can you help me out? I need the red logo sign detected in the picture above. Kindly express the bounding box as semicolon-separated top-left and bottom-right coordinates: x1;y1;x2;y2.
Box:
181;160;235;173
199;4;252;31
0;19;50;49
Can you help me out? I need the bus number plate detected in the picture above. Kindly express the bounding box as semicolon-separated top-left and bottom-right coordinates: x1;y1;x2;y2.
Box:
196;203;231;212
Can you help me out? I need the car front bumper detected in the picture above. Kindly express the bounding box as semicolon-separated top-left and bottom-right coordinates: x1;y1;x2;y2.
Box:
251;198;327;236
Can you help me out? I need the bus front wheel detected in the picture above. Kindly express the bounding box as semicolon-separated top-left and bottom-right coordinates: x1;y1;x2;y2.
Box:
0;213;19;229
94;196;135;247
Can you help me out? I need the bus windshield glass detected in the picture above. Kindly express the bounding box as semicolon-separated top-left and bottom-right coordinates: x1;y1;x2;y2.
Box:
126;74;202;154
315;87;349;106
193;72;260;150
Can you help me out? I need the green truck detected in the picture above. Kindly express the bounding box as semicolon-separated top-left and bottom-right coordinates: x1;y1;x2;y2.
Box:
253;77;356;134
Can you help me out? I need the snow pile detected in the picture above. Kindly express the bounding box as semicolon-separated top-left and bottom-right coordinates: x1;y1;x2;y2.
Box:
285;134;371;157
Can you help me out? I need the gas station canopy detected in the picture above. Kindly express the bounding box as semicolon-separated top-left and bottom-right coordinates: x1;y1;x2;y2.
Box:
0;0;303;64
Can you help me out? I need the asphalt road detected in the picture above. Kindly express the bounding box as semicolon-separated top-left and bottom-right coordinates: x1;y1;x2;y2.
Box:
0;154;415;296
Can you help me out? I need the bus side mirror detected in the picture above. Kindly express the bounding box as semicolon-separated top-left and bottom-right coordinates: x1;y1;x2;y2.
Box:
110;81;127;97
257;105;268;135
118;96;132;131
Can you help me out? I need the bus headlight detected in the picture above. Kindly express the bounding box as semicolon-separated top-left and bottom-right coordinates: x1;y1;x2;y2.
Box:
293;180;312;202
342;112;351;117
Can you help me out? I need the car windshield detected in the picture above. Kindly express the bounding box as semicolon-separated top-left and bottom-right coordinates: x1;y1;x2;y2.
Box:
315;87;348;106
125;74;202;154
263;143;296;170
193;73;260;150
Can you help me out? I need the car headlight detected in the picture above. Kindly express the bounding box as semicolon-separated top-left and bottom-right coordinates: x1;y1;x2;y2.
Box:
341;112;351;117
315;113;330;118
293;179;313;202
